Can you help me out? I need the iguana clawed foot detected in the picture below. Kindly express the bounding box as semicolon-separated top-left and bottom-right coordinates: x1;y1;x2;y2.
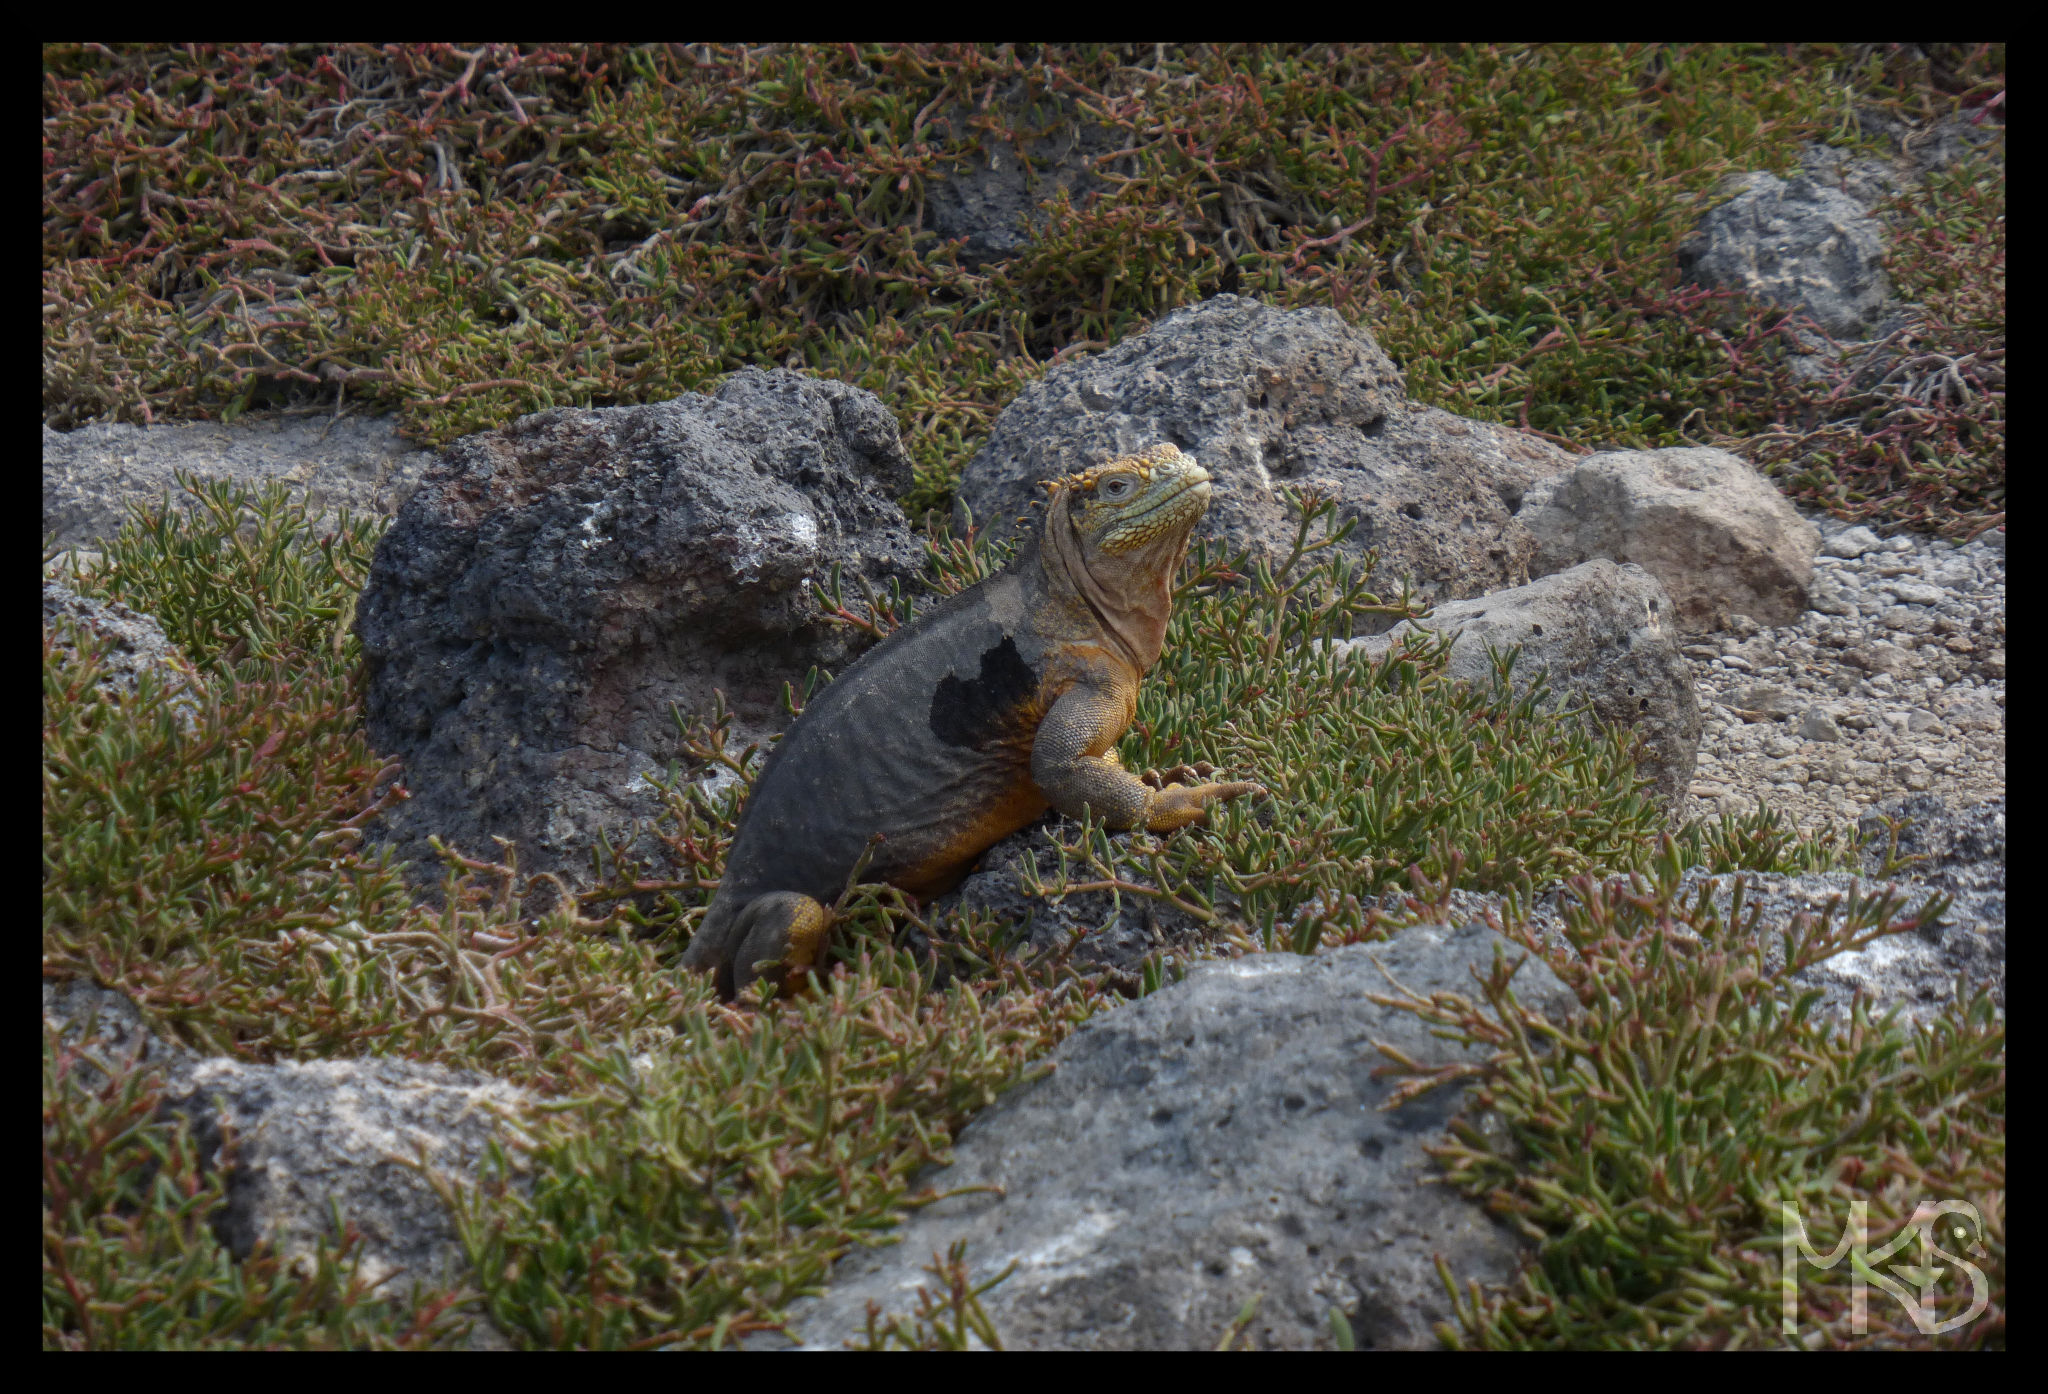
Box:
1132;764;1265;831
1140;761;1220;789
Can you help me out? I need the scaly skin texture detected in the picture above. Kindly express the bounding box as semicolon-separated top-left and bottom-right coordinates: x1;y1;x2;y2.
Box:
681;443;1262;1000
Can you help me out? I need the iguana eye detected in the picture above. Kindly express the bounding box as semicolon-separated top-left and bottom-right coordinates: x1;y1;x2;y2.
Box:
1101;476;1134;498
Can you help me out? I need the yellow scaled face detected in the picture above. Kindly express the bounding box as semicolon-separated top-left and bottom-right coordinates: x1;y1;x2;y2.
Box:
1049;443;1214;555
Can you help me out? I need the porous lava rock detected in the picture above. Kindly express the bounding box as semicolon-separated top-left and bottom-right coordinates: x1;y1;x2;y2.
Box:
956;295;1575;631
1677;169;1891;340
766;924;1577;1351
356;369;922;890
923;82;1122;269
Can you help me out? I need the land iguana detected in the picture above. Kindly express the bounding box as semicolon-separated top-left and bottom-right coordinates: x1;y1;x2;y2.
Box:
681;443;1263;1000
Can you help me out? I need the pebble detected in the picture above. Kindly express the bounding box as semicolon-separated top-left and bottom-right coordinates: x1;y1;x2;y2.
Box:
1684;514;2004;831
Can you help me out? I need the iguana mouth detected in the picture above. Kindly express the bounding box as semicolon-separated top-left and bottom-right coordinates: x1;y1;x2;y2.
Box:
1124;470;1212;522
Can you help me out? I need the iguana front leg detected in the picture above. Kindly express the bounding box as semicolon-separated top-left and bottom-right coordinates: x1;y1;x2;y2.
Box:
1031;681;1262;832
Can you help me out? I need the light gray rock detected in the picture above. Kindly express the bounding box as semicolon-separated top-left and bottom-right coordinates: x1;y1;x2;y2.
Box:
1799;707;1844;743
1540;860;2004;1031
1824;525;1884;559
1334;560;1701;817
1938;690;2003;733
1807;106;2004;196
956;295;1576;631
1677;169;1892;339
1741;684;1804;720
42;580;203;733
772;925;1578;1351
1807;568;1858;616
356;369;923;893
42;980;532;1296
1883;580;1946;607
42;413;433;551
1844;641;1912;677
1516;447;1819;633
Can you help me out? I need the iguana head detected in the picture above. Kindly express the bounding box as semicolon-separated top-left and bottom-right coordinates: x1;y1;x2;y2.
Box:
1041;443;1213;671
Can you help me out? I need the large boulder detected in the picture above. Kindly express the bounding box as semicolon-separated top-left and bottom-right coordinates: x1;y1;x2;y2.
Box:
355;369;922;889
956;296;1575;629
1334;560;1701;818
1516;447;1820;633
41;413;433;553
1677;169;1891;340
770;925;1578;1351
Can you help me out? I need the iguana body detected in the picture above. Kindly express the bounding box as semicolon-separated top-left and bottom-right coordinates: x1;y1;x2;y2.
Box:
682;444;1260;999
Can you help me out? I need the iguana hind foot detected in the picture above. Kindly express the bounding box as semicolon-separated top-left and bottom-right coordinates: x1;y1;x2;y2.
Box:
693;891;833;1002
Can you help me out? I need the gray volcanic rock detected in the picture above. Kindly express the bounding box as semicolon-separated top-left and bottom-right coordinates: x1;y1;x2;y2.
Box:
924;83;1121;269
771;924;1576;1351
1517;447;1820;633
43;980;531;1303
956;296;1575;630
1677;169;1891;339
1677;857;2002;1029
934;817;1220;981
355;368;922;890
1857;791;2005;898
42;413;433;552
1335;560;1702;819
42;579;203;733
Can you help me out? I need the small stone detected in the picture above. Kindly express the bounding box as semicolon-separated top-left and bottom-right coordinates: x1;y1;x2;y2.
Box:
1825;526;1882;559
1845;643;1911;677
1765;736;1799;759
1718;654;1754;672
43;549;105;580
1799;708;1844;743
1884;581;1946;607
1741;684;1803;719
1906;710;1944;735
1942;695;2003;733
1883;536;1915;553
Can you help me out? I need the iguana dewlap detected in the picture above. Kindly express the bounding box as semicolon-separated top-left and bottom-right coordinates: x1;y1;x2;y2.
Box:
681;444;1260;1000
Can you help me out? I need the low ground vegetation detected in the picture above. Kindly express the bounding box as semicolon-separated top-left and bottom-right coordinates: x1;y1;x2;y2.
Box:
44;43;2003;1349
